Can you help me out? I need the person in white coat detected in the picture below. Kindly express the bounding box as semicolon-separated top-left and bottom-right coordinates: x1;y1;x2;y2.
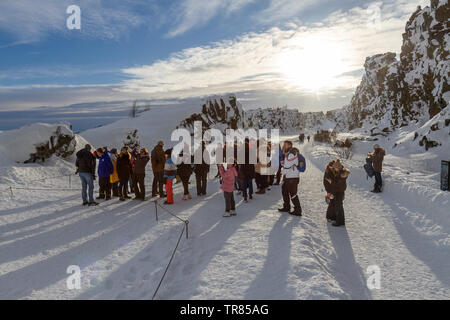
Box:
278;141;302;216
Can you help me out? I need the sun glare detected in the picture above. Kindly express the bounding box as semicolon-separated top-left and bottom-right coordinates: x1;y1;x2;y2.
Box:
277;37;349;92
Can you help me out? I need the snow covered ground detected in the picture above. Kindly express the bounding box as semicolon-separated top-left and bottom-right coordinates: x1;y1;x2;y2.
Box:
1;135;449;299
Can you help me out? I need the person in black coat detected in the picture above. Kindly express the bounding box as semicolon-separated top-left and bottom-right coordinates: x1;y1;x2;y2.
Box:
324;159;350;227
194;142;210;196
177;154;194;200
75;144;98;206
116;147;133;201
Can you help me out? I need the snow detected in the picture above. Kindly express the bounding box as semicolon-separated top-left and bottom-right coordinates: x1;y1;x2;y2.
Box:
1;127;449;299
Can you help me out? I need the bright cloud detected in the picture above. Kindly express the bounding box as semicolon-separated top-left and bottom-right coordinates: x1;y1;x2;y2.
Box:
121;0;426;99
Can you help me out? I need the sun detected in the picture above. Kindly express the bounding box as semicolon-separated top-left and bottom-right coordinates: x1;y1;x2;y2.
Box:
277;37;349;92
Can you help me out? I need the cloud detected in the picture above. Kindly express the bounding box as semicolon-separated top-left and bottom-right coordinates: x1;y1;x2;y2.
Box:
0;0;158;43
121;0;425;101
254;0;318;24
166;0;257;37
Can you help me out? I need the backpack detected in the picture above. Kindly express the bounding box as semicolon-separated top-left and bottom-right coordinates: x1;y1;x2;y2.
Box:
291;148;306;173
364;156;375;178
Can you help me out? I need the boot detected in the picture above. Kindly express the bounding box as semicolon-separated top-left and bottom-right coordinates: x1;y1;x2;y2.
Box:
278;207;290;213
256;189;266;195
244;197;248;203
290;208;302;216
249;194;253;200
182;195;187;201
188;193;192;200
223;211;232;217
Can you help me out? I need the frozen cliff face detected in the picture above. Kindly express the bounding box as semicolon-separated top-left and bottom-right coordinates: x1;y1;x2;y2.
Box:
0;123;79;163
346;0;449;134
399;0;449;121
178;95;247;133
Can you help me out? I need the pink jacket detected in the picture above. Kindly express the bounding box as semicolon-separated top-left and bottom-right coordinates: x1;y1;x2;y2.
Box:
219;166;238;193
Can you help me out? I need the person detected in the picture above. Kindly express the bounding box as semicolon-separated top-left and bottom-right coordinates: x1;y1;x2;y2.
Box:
129;147;139;193
239;140;255;202
323;159;350;227
151;141;166;198
110;148;120;197
75;144;98;206
274;144;283;186
255;140;269;194
194;141;210;196
278;141;302;216
307;136;311;143
117;147;133;201
177;152;194;201
96;148;114;201
219;163;238;217
133;148;150;200
164;149;177;205
369;144;386;193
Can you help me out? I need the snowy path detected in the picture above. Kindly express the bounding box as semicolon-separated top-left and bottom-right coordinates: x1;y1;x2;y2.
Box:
0;145;449;299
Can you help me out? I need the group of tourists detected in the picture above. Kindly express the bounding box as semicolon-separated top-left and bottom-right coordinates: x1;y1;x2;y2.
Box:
75;137;385;227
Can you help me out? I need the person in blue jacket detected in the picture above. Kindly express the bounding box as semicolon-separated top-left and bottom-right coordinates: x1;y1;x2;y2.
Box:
96;148;114;200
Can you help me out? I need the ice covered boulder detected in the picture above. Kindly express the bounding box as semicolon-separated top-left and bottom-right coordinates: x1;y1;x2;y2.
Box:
0;123;79;163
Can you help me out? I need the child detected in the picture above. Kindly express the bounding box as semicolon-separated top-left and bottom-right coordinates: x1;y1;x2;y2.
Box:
219;163;238;217
164;149;176;205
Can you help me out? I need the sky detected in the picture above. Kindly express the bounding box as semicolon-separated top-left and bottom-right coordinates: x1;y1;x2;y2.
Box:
0;0;429;113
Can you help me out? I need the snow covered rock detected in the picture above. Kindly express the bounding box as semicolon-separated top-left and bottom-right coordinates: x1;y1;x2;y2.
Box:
245;107;339;133
178;95;246;133
345;0;449;137
0;123;79;163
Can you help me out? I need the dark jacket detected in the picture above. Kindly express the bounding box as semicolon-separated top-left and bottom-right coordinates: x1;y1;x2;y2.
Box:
133;154;150;175
117;153;132;180
151;145;166;173
372;148;386;173
76;148;96;175
238;143;255;179
97;152;114;178
194;147;210;175
323;164;350;195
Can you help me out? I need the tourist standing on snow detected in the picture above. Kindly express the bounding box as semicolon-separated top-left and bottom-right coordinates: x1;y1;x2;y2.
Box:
278;141;302;216
194;141;210;196
164;149;176;205
323;159;350;227
274;144;283;186
239;139;255;202
219;163;238;217
151;141;166;198
177;151;194;201
133;148;150;200
96;148;114;201
117;147;133;201
110;148;120;197
75;144;98;206
369;144;386;193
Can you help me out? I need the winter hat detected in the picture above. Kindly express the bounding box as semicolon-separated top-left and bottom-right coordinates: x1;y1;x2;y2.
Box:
374;144;380;149
332;159;344;170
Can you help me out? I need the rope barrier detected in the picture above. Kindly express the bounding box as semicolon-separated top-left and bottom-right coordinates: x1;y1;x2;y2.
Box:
151;199;190;300
152;223;186;300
